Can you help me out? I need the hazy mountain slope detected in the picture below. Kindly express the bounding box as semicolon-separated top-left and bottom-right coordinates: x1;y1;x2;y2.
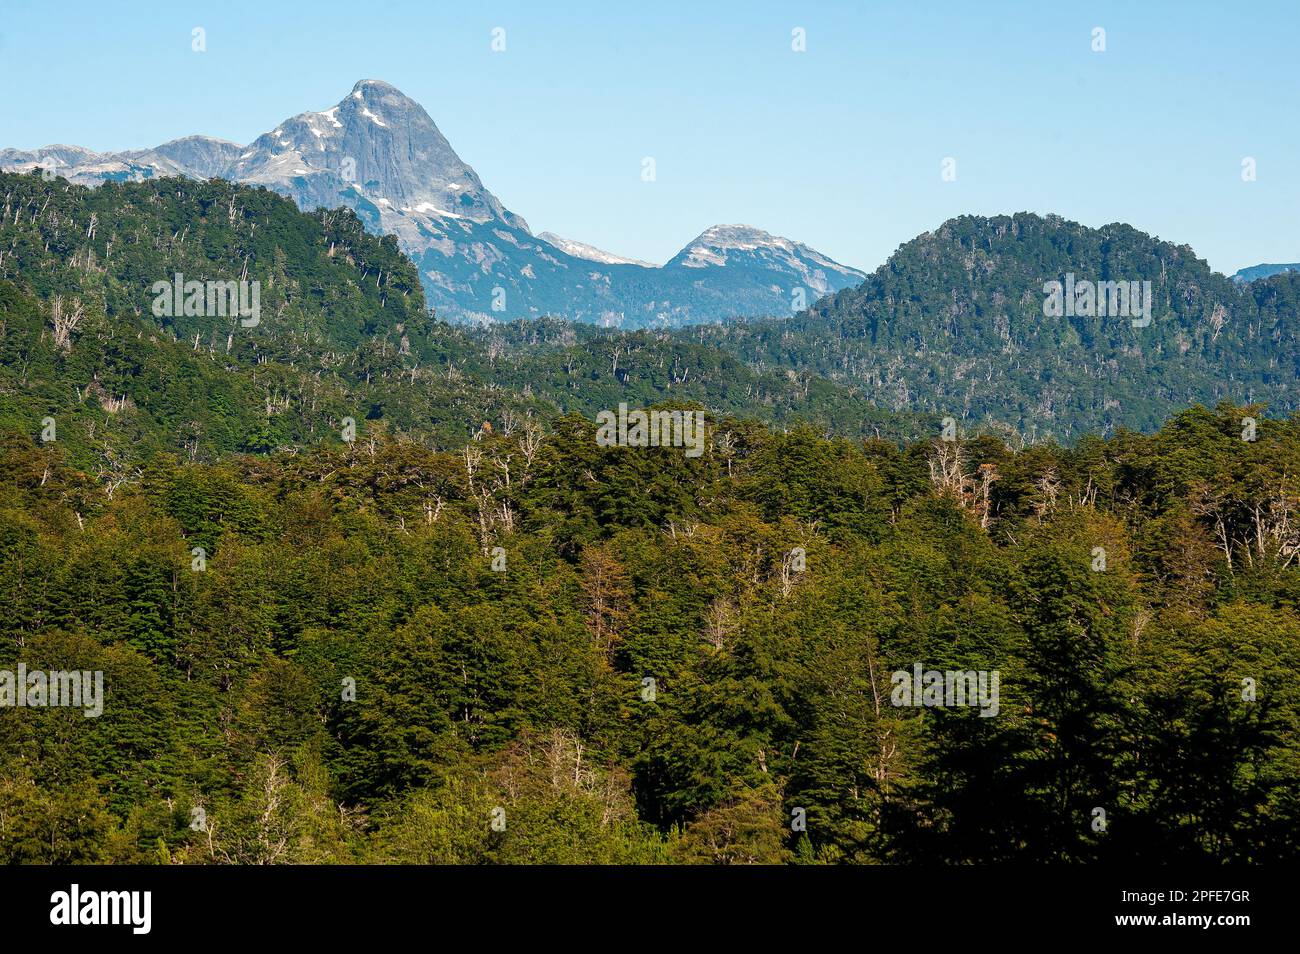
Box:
1234;263;1300;283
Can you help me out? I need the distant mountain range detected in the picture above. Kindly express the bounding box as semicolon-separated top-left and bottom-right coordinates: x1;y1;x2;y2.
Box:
0;80;865;327
1233;263;1300;284
7;81;1300;442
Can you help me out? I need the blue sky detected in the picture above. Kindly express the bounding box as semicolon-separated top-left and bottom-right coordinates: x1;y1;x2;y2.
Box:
2;0;1296;274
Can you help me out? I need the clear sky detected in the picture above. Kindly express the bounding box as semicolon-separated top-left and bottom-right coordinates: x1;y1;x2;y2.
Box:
2;0;1296;274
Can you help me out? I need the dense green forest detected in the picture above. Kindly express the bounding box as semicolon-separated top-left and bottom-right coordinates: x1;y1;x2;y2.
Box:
689;213;1300;441
1;403;1298;863
22;174;1298;461
2;171;1298;864
0;172;924;476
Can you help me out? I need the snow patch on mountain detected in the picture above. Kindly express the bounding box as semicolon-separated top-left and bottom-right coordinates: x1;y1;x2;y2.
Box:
671;224;865;296
538;232;654;268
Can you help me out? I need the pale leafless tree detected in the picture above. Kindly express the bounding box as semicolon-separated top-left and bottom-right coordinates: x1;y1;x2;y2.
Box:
518;420;544;472
49;295;85;352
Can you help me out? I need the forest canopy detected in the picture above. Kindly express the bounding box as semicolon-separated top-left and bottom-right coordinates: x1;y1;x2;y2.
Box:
2;171;1297;864
1;402;1297;863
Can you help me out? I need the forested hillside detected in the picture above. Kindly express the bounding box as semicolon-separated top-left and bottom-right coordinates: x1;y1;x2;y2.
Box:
3;171;1299;865
691;213;1300;440
2;403;1297;863
0;170;513;466
15;174;1300;463
0;172;924;473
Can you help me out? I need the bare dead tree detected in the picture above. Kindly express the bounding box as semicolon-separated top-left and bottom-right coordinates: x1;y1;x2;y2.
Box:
49;295;86;352
518;420;544;472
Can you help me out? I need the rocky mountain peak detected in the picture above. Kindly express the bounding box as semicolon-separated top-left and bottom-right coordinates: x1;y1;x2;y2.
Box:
221;79;527;231
668;223;865;295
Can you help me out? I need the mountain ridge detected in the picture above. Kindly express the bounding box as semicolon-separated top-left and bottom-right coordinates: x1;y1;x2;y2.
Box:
0;79;865;327
688;211;1300;439
1234;262;1300;284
